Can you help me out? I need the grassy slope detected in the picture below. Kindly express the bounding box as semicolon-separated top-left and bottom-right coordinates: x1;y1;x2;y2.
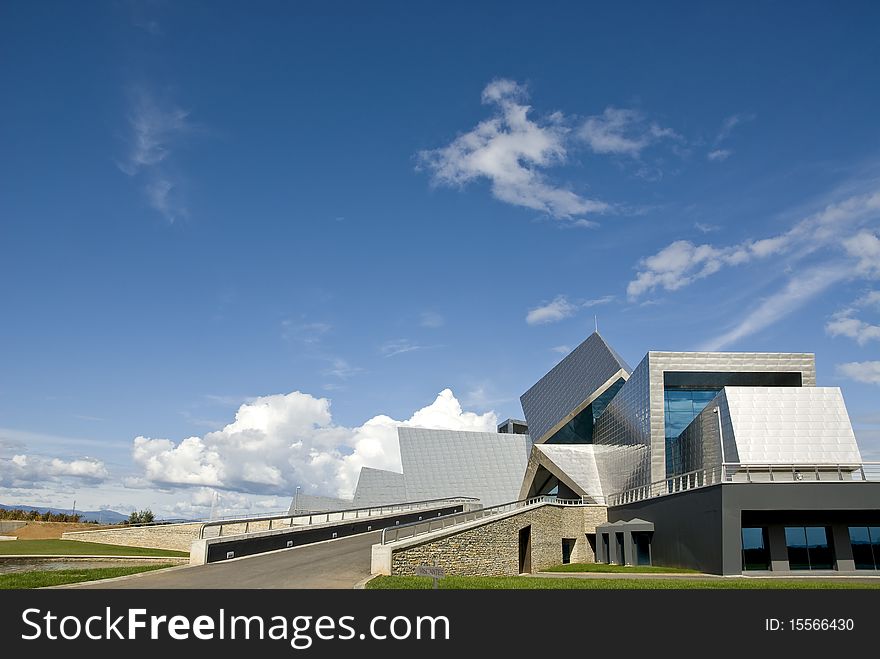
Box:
0;539;187;557
367;575;880;590
0;564;174;589
544;563;699;574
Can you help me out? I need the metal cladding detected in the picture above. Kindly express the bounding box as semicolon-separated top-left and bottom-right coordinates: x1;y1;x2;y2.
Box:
352;467;407;506
519;444;607;503
675;387;862;473
520;332;631;444
592;350;818;487
398;427;532;508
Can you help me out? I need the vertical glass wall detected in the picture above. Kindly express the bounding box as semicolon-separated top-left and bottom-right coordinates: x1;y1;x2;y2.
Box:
785;526;834;570
848;527;880;569
664;388;720;476
741;527;771;570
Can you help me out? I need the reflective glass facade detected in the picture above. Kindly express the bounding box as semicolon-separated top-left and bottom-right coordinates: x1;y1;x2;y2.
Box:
785;526;834;570
848;526;880;570
741;527;771;571
546;377;625;444
664;388;720;475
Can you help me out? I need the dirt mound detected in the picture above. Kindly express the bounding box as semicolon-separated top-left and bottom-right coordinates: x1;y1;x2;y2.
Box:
10;522;116;540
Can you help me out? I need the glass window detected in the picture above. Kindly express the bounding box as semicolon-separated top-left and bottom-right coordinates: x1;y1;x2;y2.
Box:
849;526;880;570
742;527;771;571
786;526;833;570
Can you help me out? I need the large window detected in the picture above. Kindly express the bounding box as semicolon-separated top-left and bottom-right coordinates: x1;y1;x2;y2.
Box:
785;526;834;570
848;526;880;570
663;388;720;475
742;527;771;571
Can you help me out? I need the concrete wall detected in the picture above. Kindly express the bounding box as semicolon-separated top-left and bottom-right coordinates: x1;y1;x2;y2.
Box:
386;505;607;577
0;521;27;534
62;523;203;552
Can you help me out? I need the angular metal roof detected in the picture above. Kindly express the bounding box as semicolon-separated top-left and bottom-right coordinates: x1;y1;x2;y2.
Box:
352;467;407;506
520;332;631;444
398;427;532;507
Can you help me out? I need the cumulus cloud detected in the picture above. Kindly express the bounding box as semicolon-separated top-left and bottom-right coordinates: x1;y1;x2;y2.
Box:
0;454;108;488
526;295;577;325
837;361;880;385
578;107;680;157
131;389;496;499
418;79;607;220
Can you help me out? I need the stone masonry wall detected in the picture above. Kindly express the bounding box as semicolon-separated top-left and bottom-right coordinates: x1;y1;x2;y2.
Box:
62;523;203;552
390;505;607;576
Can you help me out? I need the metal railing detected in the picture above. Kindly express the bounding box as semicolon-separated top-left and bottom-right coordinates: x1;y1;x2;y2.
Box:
380;495;591;545
198;497;479;539
606;462;880;506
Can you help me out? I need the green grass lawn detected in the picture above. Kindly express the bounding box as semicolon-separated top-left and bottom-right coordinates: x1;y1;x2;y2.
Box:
0;564;174;589
544;563;699;574
0;539;187;557
367;575;880;590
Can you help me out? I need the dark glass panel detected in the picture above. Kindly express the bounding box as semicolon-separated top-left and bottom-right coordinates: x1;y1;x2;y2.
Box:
849;527;875;570
785;526;810;570
805;526;833;570
742;527;771;571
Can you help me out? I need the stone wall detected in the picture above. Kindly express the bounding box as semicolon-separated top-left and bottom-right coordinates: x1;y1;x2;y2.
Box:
389;505;607;576
62;523;204;552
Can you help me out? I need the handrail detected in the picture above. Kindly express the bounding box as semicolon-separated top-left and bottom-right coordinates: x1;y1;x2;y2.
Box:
380;496;591;545
198;497;480;539
606;462;880;506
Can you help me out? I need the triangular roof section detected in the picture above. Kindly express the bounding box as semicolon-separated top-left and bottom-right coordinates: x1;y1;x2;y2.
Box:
520;332;631;444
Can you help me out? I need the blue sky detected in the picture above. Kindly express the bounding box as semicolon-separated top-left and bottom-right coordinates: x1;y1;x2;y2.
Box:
1;1;879;517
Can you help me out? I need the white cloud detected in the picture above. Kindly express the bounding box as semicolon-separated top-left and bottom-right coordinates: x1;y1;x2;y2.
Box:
715;113;754;143
707;149;731;162
843;231;880;277
695;222;720;233
700;264;850;351
526;295;577;325
419;311;444;328
825;289;880;345
419;79;607;220
118;87;193;222
380;339;426;358
837;361;880;385
322;358;363;380
551;345;572;355
578;107;680;157
628;189;880;300
0;454;108;488
131;388;496;499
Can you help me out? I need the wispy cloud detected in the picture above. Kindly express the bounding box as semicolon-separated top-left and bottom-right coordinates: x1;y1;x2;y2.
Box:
578;107;680;158
826;290;880;345
526;295;577;325
322;358;363;380
526;294;613;325
707;149;731;162
837;361;880;385
551;345;572;355
419;311;444;328
631;184;880;348
628;188;880;300
281;320;332;344
418;79;608;221
715;113;754;143
695;222;720;233
380;339;428;358
700;264;850;350
118;87;193;222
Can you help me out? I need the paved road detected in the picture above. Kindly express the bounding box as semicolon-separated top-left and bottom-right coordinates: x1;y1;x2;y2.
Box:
69;531;380;589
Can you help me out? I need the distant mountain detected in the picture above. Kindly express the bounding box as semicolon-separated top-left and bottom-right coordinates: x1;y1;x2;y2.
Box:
0;504;129;524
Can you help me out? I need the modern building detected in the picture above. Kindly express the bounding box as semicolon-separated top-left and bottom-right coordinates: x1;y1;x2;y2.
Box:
316;332;879;575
